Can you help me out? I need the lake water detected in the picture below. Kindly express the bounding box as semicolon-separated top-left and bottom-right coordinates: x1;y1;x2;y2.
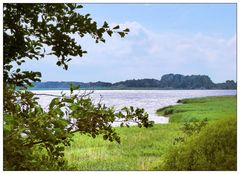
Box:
33;90;236;125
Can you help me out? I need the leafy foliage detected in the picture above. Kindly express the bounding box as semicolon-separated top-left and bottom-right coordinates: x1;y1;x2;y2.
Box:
4;3;129;86
160;117;237;170
3;4;153;170
173;118;208;144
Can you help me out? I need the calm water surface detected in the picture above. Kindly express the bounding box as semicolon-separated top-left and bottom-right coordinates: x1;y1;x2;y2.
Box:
33;90;236;125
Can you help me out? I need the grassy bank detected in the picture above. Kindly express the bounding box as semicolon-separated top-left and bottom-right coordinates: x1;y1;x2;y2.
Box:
64;95;236;170
157;96;236;122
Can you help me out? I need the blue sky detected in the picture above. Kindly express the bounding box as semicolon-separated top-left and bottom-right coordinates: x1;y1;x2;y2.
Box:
19;4;236;83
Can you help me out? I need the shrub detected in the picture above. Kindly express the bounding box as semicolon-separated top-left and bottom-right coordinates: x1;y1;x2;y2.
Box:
159;116;237;171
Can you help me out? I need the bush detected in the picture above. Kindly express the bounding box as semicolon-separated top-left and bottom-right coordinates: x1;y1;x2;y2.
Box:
159;116;237;171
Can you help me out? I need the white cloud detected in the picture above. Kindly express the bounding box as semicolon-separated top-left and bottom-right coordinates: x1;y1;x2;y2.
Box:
19;21;236;83
69;21;236;82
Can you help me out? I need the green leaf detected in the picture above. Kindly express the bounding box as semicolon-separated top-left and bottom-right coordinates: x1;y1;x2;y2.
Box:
103;21;109;28
113;25;120;29
76;4;83;8
107;30;113;36
56;61;61;66
70;83;80;94
64;64;68;70
4;65;13;71
49;98;60;109
67;4;75;10
123;28;130;32
103;135;108;140
85;14;90;18
118;32;125;38
130;106;134;112
62;98;73;103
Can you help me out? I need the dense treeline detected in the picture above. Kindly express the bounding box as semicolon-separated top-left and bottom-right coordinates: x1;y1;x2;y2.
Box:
32;74;236;89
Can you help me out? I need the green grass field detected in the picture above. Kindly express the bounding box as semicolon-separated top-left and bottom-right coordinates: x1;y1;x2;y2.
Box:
65;123;182;170
157;96;236;122
64;95;236;170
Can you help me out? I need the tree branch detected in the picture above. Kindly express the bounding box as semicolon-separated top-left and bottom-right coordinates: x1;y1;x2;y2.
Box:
34;90;94;98
34;93;62;97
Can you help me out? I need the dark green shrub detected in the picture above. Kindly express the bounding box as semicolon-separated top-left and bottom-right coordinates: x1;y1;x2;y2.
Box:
173;118;208;144
160;116;237;171
164;108;174;115
156;106;174;113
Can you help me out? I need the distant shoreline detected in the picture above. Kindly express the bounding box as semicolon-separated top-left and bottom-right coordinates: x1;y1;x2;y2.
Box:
28;88;237;91
30;74;237;90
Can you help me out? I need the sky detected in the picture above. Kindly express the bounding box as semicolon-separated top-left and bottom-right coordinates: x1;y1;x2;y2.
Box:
19;3;236;83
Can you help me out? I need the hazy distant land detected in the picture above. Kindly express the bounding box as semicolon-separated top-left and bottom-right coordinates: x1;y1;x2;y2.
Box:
31;74;236;90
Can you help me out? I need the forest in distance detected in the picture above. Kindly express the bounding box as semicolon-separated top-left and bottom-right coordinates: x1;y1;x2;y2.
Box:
32;73;237;90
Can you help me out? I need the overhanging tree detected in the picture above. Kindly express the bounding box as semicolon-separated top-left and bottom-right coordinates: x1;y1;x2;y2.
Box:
3;3;153;170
